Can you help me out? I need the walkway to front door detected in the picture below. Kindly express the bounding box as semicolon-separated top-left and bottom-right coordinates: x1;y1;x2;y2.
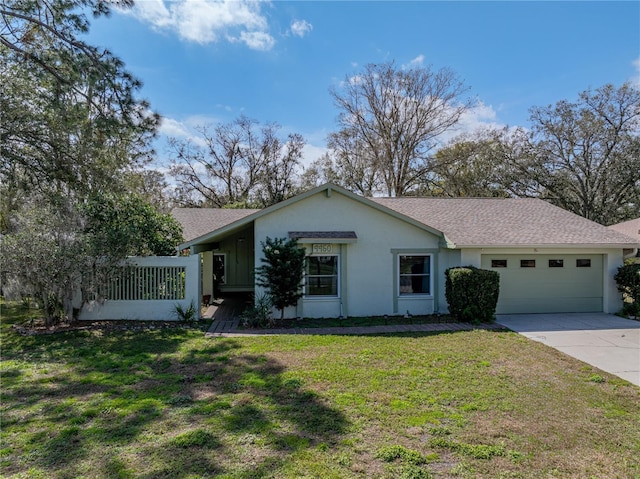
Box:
203;293;252;321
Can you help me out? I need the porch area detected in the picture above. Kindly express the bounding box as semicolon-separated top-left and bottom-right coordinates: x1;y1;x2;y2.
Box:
203;293;253;335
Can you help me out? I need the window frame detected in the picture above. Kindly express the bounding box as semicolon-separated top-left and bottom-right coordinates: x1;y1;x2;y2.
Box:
576;258;592;268
520;259;536;268
304;254;340;298
491;259;508;268
398;254;433;296
548;259;564;268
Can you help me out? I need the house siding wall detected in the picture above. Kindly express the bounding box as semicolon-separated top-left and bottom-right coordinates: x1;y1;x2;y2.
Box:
254;189;442;318
436;249;462;314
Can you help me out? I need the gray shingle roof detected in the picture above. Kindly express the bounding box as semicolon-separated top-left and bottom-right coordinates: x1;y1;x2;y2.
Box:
171;208;259;242
608;218;640;243
171;191;637;248
370;197;637;247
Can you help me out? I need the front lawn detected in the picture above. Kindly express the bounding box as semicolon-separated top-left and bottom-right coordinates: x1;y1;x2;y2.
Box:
1;302;639;478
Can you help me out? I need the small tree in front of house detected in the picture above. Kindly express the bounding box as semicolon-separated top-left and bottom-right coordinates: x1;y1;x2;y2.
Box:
255;237;306;321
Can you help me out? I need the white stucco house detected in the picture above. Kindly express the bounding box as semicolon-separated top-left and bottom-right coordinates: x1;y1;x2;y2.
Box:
172;184;639;319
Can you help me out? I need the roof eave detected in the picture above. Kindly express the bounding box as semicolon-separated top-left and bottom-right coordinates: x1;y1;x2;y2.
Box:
450;242;639;249
177;214;260;251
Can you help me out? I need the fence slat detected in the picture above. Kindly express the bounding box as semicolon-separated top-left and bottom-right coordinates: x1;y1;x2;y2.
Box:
102;265;186;301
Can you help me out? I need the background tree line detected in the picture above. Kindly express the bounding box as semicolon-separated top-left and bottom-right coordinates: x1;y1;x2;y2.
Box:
2;0;638;323
165;61;639;226
306;63;640;225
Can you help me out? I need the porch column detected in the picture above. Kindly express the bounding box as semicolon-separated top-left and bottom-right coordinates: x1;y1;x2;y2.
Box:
202;251;213;301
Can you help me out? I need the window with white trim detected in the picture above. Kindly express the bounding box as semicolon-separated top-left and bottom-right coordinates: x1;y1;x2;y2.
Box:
305;255;339;297
399;255;431;295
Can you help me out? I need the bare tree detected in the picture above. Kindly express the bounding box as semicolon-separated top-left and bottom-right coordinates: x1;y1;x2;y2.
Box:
168;116;305;207
326;131;382;196
168;118;251;207
298;153;341;192
254;131;305;207
328;61;470;196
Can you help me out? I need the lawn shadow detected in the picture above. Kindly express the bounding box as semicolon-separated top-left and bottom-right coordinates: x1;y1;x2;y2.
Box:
2;323;348;478
140;342;349;478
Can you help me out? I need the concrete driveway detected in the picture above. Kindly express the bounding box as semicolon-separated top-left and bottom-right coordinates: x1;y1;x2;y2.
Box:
496;313;640;386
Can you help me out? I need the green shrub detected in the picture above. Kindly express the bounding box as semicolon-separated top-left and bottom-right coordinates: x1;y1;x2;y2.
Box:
621;302;640;318
240;294;274;328
174;302;197;322
614;263;640;317
445;266;499;323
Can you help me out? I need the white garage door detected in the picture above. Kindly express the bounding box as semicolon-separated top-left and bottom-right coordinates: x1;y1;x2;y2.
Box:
481;254;603;314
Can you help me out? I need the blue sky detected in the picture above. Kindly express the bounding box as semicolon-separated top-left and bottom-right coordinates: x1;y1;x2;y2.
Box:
86;1;640;166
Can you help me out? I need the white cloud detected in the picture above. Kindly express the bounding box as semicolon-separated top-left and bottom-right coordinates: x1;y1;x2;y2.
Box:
129;0;173;27
236;30;275;51
125;0;274;50
159;116;208;147
159;117;191;138
183;114;223;128
344;74;363;87
290;19;313;38
437;101;504;144
301;143;328;168
457;101;500;131
403;54;425;69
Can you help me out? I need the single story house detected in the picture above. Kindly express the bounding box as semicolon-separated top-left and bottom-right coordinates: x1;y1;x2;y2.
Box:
608;218;640;257
172;183;639;318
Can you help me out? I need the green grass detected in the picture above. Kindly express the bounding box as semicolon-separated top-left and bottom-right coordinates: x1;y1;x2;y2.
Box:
2;301;639;478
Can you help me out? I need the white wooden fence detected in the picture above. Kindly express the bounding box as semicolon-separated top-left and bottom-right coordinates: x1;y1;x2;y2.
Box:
79;255;201;321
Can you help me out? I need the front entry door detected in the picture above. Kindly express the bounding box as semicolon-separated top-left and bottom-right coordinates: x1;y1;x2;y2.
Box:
213;253;226;297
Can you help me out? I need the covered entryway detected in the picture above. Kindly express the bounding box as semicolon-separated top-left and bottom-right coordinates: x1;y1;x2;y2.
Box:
481;254;604;314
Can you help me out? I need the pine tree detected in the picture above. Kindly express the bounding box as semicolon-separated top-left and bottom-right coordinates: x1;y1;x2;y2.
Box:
255;237;305;321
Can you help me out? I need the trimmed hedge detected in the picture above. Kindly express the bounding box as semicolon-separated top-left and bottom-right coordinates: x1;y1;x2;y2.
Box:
614;262;640;317
445;266;500;323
